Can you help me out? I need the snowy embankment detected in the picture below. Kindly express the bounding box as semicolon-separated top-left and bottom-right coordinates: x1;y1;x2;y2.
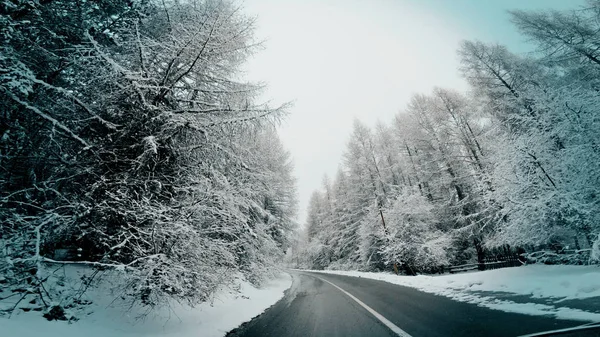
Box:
1;266;292;337
309;265;600;322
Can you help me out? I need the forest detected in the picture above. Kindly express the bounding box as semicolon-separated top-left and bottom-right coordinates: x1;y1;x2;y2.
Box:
2;0;600;321
1;0;297;310
296;3;600;274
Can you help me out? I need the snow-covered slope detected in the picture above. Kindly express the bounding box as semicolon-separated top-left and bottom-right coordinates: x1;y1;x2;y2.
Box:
308;265;600;321
1;267;292;337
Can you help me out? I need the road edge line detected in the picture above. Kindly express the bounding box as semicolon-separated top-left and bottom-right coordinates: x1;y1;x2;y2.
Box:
312;275;413;337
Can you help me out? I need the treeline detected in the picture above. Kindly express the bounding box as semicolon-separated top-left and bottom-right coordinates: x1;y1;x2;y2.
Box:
296;4;600;273
1;0;296;309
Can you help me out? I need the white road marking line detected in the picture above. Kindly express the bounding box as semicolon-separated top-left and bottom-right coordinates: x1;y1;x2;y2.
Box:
312;275;413;337
517;322;600;337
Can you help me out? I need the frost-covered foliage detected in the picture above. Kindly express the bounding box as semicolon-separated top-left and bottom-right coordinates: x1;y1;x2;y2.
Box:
591;235;600;264
381;191;451;273
294;2;600;273
1;0;296;313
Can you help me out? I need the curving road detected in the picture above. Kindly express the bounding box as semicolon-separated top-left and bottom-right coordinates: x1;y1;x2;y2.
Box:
227;271;584;337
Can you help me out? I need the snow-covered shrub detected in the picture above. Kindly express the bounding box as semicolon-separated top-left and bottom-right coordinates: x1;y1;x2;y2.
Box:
525;249;591;265
590;234;600;265
381;190;450;273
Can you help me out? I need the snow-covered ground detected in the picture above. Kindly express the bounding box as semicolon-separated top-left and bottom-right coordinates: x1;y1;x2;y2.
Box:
1;267;292;337
308;265;600;322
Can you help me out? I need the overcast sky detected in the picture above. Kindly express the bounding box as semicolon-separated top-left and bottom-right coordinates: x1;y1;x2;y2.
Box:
241;0;585;225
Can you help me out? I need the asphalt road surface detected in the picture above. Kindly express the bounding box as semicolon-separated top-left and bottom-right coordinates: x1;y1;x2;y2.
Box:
227;271;586;337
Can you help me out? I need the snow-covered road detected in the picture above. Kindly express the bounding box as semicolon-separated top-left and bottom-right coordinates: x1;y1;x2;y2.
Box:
228;270;590;337
3;265;599;336
308;265;600;322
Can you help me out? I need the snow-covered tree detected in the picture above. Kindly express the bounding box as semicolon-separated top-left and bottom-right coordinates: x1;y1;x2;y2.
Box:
296;2;600;273
1;0;297;312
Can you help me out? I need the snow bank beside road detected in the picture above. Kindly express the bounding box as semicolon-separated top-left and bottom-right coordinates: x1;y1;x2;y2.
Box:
1;271;292;337
308;265;600;321
312;265;600;300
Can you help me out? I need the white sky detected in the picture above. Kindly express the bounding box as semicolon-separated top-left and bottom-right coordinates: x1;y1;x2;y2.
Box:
240;0;585;225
